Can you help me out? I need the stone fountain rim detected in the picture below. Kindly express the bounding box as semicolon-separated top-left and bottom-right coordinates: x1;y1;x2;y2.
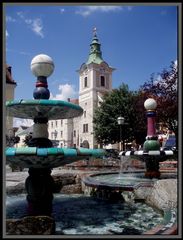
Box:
82;171;177;235
82;170;177;190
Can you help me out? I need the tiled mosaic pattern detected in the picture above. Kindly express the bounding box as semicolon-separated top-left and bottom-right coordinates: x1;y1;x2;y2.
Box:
6;147;105;168
6;99;83;120
6;194;165;235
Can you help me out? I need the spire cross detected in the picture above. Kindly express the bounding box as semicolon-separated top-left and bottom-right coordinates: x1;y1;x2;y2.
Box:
93;27;97;36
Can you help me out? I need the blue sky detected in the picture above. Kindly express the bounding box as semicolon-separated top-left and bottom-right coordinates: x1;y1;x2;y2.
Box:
5;4;178;101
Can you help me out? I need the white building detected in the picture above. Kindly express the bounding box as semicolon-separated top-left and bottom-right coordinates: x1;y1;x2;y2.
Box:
48;30;115;149
6;64;17;135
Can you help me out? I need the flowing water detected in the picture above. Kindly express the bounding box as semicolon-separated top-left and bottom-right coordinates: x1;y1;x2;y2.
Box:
6;193;164;235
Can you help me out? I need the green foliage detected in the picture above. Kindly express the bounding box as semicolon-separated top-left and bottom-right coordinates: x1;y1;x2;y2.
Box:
93;83;146;145
139;61;178;132
93;61;178;147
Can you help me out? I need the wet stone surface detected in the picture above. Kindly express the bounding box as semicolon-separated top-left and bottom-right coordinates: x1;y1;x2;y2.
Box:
6;193;164;235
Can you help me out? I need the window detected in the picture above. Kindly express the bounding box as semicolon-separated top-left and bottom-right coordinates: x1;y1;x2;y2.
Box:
101;76;105;87
84;77;88;88
60;131;63;138
73;130;76;137
51;132;54;139
55;121;57;127
84;111;86;118
83;124;88;133
51;121;53;128
60;119;63;126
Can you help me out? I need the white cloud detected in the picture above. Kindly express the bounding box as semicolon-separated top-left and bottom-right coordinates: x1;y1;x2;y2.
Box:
6;30;9;37
6;48;31;56
19;51;31;56
75;6;123;17
50;84;78;100
17;11;25;19
60;8;65;14
31;18;44;38
6;15;16;22
16;11;44;38
174;59;177;67
127;6;133;11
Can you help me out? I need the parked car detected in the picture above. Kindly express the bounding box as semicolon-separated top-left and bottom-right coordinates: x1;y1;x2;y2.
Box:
161;135;176;151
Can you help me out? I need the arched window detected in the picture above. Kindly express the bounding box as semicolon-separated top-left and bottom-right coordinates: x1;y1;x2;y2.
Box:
101;76;105;87
84;77;88;88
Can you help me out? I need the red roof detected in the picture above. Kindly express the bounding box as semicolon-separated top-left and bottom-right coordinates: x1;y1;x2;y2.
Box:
70;99;79;105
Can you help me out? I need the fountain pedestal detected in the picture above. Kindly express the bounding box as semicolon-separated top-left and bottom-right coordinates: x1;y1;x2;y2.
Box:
25;168;55;216
6;54;105;217
143;98;161;178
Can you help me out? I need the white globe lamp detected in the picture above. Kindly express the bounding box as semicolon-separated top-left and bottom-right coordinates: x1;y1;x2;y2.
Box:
30;54;54;77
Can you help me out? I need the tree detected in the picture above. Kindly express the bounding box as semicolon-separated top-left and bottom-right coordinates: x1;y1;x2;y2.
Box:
93;83;146;146
6;135;20;147
139;61;178;148
23;133;33;146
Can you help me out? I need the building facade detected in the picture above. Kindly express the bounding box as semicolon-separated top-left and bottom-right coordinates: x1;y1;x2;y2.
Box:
48;30;115;148
6;64;17;135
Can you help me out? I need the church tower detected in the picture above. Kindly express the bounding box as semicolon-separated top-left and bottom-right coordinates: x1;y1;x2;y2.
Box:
78;28;115;148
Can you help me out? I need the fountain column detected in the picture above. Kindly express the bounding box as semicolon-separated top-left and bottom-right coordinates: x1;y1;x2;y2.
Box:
143;98;161;178
25;54;55;216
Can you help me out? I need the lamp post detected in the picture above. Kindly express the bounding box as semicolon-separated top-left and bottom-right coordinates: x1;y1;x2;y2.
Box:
117;116;125;151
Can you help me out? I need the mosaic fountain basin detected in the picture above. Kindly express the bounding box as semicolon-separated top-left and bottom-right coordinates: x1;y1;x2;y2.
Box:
6;147;105;169
6;99;83;119
83;171;177;191
6;99;105;168
6;193;173;235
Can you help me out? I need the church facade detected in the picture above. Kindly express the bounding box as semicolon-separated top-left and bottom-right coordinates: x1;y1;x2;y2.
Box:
48;30;115;149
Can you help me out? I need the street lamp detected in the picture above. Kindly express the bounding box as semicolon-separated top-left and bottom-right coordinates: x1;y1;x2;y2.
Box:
117;116;125;151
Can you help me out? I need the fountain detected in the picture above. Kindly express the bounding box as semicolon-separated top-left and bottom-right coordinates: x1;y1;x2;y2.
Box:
5;55;177;235
83;98;177;193
120;98;177;179
82;98;177;234
6;54;105;217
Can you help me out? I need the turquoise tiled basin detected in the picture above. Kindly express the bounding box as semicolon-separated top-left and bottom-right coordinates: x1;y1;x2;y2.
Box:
6;99;83;120
6;147;105;168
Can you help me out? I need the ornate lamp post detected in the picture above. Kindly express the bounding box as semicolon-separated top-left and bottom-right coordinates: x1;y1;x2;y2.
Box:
25;54;55;216
143;98;160;151
143;98;161;178
117;116;125;151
